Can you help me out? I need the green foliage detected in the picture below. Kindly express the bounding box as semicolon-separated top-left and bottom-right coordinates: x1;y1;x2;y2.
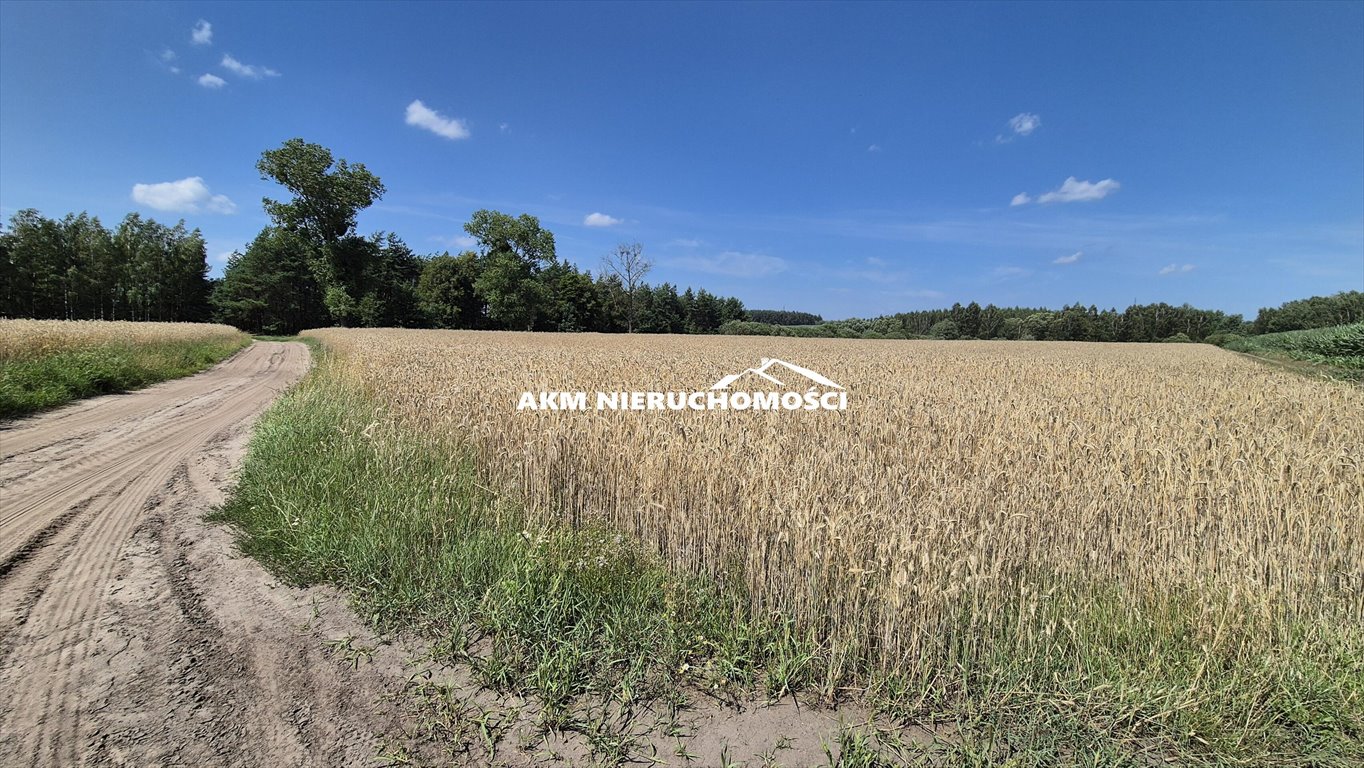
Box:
1201;332;1245;348
417;252;483;329
744;302;1249;344
463;209;556;265
928;319;960;339
877;302;1247;342
22;137;1350;349
3;137;749;338
746;309;824;326
256;138;387;325
539;259;600;332
683;288;743;333
636;282;686;333
1161;332;1193;343
717;320;794;336
1;209;212;322
212;227;422;334
474;251;546;331
257;138;385;246
0;335;249;419
212;228;328;335
459;210;556;331
346;232;425;328
1224;322;1364;370
1253;291;1364;334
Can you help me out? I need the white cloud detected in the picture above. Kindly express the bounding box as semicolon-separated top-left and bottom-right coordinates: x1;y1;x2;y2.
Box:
1037;177;1121;204
221;54;280;79
1009;112;1041;136
499;122;510;134
197;73;226;89
160;48;177;62
583;212;622;228
1054;250;1082;265
867;144;882;153
130;177;236;214
1158;263;1195;275
404;99;470;140
1010;192;1032;207
672;251;787;278
169;66;181;75
191;20;212;45
991;266;1031;280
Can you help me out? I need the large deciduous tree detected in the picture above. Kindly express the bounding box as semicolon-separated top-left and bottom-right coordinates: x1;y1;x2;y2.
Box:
256;139;385;324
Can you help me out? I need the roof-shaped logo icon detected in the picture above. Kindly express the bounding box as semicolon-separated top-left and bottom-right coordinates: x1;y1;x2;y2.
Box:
710;358;843;390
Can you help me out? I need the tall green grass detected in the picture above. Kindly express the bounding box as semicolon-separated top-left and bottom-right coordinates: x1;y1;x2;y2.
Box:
0;335;250;419
216;360;1364;765
1219;322;1364;371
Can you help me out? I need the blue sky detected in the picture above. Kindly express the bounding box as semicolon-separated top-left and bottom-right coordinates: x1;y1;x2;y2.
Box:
2;1;1361;319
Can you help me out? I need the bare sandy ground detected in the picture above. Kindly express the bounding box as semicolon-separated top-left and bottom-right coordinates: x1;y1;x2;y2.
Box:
0;341;389;766
0;341;879;767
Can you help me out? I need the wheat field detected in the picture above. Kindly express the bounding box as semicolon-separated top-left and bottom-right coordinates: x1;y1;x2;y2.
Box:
0;320;251;418
0;319;247;361
306;329;1364;689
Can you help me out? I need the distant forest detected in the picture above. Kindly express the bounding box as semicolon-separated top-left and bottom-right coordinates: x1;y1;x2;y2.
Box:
1;138;1360;343
747;309;825;326
727;292;1364;343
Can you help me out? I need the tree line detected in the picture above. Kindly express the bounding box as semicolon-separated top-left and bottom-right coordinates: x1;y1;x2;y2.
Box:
747;309;824;326
0;210;211;322
1251;291;1364;334
184;139;750;335
210;216;747;336
0;140;749;335
896;301;1248;342
723;294;1364;343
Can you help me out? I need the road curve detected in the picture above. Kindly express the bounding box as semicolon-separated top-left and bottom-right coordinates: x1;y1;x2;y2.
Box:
0;342;329;766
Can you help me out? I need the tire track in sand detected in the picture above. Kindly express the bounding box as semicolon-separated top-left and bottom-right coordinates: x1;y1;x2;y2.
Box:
0;342;309;766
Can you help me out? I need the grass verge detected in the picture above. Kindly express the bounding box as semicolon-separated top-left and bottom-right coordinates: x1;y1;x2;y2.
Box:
216;358;1364;765
0;334;251;419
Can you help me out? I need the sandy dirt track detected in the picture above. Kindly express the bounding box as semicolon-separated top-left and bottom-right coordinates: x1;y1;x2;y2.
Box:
0;342;412;766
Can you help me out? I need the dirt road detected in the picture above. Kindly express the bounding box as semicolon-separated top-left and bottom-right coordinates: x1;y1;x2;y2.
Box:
0;342;412;767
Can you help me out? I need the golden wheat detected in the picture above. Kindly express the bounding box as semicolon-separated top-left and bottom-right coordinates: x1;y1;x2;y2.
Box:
305;329;1364;676
0;319;247;362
